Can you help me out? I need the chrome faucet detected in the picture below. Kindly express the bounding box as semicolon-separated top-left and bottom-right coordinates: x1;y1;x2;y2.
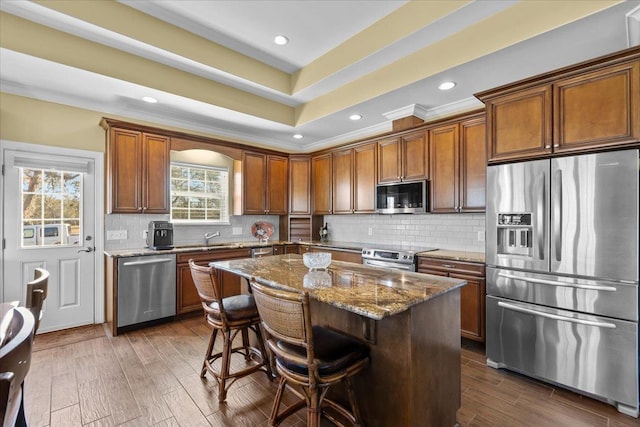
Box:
204;231;221;244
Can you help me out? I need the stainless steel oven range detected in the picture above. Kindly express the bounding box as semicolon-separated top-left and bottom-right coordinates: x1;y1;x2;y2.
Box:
361;246;437;271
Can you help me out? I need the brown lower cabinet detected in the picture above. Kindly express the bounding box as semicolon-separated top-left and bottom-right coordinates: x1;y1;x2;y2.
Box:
299;245;362;264
176;248;251;315
417;257;486;342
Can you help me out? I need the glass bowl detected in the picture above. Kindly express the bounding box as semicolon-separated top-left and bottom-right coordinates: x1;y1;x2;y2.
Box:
303;252;331;270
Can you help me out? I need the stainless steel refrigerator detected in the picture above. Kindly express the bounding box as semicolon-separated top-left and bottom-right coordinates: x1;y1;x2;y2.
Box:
485;149;639;417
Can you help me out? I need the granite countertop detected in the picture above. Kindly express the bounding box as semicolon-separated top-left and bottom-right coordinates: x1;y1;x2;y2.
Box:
104;240;287;258
417;249;485;263
210;254;466;320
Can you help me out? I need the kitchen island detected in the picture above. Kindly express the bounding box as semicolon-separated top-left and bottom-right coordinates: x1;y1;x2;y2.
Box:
211;254;467;427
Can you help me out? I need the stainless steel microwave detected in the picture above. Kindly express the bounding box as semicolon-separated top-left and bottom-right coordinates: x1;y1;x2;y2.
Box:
375;180;428;214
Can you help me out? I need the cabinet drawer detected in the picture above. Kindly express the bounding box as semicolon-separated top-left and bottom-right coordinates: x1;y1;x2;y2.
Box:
177;248;252;264
417;258;485;276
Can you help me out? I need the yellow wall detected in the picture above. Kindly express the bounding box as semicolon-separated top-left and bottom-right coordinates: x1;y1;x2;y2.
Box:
0;93;264;153
0;93;106;152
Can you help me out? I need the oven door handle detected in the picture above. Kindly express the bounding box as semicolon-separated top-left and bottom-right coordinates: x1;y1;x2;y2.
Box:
498;273;617;292
363;259;414;271
497;301;616;329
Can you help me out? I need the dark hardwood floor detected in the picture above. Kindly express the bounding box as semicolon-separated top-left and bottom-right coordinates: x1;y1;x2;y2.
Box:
23;318;638;426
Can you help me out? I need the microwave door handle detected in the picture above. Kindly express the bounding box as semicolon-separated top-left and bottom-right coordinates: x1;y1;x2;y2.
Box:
552;169;562;262
536;172;545;260
497;301;616;329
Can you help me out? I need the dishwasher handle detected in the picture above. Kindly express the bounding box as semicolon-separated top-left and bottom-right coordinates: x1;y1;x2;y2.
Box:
122;258;174;267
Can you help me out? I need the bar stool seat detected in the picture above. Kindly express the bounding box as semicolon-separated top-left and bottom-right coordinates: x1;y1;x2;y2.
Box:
250;280;369;427
189;260;272;403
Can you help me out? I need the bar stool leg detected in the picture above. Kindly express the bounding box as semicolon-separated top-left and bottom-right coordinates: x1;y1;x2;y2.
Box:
241;328;251;361
345;377;363;426
201;328;217;378
217;329;232;403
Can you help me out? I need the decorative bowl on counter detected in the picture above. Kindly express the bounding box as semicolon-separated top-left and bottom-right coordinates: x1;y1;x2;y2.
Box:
303;252;331;271
303;271;332;288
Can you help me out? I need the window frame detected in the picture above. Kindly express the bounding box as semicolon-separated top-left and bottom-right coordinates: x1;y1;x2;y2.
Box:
169;161;230;225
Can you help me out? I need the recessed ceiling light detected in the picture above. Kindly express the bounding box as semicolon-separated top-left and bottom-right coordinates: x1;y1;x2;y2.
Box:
349;114;363;121
293;134;303;139
274;35;289;46
142;96;158;103
438;81;456;91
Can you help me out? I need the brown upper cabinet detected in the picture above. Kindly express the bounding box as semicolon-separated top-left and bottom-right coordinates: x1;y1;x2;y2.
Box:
554;61;639;153
331;142;377;214
479;50;639;163
242;152;288;215
430;115;486;213
289;155;311;215
312;153;332;214
107;128;170;214
377;131;429;183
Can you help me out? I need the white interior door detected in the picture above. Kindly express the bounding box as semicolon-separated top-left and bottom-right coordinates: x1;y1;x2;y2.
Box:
2;144;101;333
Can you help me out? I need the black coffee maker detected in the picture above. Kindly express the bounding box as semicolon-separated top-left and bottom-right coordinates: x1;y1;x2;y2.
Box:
147;221;174;250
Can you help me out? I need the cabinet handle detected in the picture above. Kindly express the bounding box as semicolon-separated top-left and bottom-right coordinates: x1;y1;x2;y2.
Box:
442;264;455;268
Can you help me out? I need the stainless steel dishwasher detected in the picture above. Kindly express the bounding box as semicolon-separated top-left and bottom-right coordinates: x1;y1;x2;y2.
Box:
117;254;176;330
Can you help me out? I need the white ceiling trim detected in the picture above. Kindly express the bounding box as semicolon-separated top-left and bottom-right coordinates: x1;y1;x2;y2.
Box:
382;104;429;121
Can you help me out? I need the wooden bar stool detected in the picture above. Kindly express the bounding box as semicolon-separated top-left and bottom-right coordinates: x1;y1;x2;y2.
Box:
188;260;272;403
25;268;49;335
250;280;369;427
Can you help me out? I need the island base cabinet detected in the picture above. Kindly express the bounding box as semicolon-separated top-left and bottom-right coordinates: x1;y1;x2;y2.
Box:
309;290;461;427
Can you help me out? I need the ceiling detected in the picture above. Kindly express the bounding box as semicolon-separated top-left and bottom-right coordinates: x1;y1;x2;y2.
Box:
1;1;639;153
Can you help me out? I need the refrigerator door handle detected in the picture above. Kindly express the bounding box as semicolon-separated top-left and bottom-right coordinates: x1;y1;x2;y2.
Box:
497;301;616;329
552;169;562;261
536;173;546;260
498;272;618;291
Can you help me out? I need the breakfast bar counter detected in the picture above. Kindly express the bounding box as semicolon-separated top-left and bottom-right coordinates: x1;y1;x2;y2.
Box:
211;254;466;427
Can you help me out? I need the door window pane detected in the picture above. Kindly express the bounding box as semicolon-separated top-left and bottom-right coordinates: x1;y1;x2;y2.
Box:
21;167;82;247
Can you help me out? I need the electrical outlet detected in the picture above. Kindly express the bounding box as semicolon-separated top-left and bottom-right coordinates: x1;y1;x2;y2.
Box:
106;230;127;240
477;230;485;242
368;227;373;236
232;227;242;235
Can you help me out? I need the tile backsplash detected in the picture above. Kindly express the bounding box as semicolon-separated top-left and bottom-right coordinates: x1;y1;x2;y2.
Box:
104;214;281;251
104;213;485;254
323;213;486;253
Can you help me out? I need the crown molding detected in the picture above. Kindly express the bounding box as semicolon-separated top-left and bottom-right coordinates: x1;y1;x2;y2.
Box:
382;104;429;121
627;5;640;47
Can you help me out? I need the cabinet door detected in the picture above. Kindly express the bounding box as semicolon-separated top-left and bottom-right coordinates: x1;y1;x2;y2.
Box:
402;131;429;181
430;124;459;213
377;137;402;183
289;156;311;214
554;60;640;153
459;117;486;212
486;85;552;162
142;133;170;214
451;273;486;342
267;155;288;214
312;154;332;214
332;148;354;214
109;128;142;213
177;263;203;314
353;142;377;213
243;152;267;214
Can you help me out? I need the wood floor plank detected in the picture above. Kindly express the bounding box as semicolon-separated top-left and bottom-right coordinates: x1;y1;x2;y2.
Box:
24;352;52;427
50;371;79;411
78;378;111;425
162;387;211;427
22;323;640;427
176;372;220;417
50;403;82;427
96;336;143;425
128;329;163;365
83;415;115;426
